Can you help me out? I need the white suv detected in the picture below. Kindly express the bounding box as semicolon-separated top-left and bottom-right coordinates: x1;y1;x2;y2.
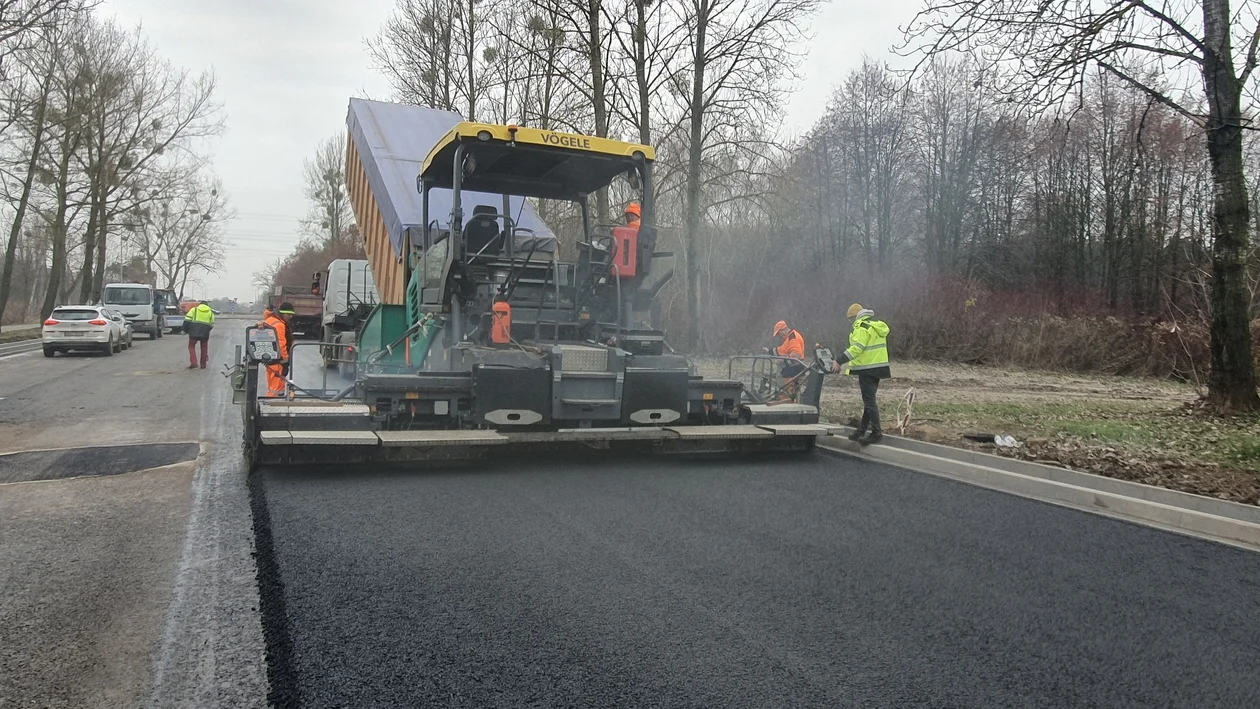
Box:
42;305;125;357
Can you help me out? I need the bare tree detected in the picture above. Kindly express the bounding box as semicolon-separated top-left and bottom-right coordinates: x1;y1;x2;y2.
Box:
453;0;488;120
915;58;987;275
830;58;914;268
301;134;353;248
0;0;89;73
673;0;820;350
902;0;1259;410
123;171;230;297
0;46;53;327
34;20;90;318
252;257;281;302
159;185;229;299
72;18;222;304
367;0;459;111
369;0;489;119
602;0;682;145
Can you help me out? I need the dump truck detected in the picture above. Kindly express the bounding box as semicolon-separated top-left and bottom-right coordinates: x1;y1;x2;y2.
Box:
314;258;379;376
228;99;837;468
270;285;322;339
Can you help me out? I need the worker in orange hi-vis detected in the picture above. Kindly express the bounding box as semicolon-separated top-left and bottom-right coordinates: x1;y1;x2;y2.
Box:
260;302;294;397
764;320;806;401
624;201;640;230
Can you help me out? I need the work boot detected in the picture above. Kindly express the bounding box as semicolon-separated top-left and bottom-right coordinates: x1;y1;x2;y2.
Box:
187;364;197;369
847;429;864;442
860;431;883;446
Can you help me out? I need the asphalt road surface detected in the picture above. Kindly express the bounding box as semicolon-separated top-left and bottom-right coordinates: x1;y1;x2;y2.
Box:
257;369;1260;708
4;322;1260;709
0;321;266;708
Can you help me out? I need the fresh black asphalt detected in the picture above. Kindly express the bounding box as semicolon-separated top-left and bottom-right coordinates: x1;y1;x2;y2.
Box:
255;452;1260;708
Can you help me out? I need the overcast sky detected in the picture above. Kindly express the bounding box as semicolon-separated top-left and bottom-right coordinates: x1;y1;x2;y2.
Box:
99;0;918;301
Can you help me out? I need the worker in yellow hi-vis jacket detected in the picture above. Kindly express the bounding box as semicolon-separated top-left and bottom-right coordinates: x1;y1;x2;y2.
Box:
832;304;890;444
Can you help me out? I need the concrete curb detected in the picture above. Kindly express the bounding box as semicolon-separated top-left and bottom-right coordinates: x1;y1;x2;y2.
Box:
820;429;1260;552
0;338;41;358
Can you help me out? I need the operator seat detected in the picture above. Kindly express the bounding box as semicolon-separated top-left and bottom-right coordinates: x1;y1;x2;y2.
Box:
464;205;502;257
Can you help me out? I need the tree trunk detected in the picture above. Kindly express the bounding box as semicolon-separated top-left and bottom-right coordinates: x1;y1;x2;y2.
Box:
586;0;609;224
1201;0;1260;412
41;140;74;319
78;181;100;304
91;208;108;302
0;86;50;331
42;229;67;318
634;0;651;145
466;0;477;120
683;0;708;352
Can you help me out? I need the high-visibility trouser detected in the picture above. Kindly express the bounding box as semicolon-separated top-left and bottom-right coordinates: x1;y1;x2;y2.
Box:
265;362;287;397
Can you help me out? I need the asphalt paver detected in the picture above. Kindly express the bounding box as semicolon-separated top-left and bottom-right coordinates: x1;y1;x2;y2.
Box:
258;454;1260;708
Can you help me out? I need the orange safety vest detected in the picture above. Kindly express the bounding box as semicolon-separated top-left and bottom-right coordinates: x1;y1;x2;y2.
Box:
774;329;805;360
262;314;290;360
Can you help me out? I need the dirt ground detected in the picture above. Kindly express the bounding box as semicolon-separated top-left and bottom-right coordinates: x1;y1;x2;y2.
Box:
704;358;1260;505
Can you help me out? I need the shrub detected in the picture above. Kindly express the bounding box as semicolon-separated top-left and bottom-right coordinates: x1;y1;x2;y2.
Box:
667;267;1259;381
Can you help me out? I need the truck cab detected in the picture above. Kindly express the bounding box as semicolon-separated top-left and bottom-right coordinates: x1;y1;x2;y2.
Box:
102;283;163;340
316;259;379;373
154;289;184;334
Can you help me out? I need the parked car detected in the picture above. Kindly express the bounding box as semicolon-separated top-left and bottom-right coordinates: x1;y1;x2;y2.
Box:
104;308;134;350
42;305;125;357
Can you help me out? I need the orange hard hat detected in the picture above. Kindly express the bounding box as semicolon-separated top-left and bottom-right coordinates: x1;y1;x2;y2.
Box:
625;201;641;217
773;320;788;336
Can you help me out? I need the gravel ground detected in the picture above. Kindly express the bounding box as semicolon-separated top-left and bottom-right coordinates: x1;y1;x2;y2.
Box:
258;452;1260;708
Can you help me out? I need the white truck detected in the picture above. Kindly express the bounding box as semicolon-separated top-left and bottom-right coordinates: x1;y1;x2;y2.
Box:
102;282;164;340
316;259;379;376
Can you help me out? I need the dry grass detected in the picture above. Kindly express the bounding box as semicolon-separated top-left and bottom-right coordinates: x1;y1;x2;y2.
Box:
700;357;1260;504
0;328;39;344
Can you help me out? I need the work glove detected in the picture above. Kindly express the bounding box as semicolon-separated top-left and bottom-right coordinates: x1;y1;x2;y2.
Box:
830;353;851;374
762;347;772;354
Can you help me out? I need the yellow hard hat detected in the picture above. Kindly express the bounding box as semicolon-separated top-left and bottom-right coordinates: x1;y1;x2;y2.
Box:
847;303;863;318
